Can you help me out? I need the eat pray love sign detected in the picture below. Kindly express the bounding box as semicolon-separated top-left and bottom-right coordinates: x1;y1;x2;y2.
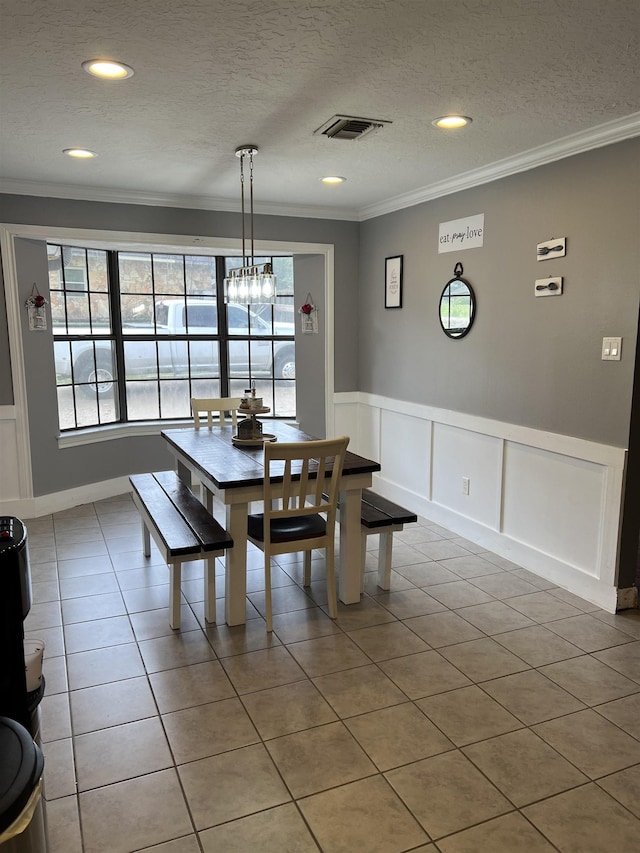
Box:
438;213;484;253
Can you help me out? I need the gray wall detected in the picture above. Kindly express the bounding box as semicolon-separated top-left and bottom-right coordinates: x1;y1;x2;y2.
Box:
1;198;359;494
358;139;640;448
0;254;13;403
293;255;326;438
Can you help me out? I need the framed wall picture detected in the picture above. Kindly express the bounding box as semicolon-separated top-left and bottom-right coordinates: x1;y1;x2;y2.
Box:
385;255;403;309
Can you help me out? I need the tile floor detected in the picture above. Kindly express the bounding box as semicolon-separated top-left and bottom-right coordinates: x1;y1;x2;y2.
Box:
24;493;640;853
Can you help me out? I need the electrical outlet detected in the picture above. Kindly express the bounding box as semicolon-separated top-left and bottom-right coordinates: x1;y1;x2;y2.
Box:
462;477;470;496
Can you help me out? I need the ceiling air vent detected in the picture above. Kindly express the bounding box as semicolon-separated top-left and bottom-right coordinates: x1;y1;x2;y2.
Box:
313;114;391;141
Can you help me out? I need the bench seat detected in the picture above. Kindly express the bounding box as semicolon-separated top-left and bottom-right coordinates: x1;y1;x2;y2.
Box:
360;490;417;591
129;471;233;629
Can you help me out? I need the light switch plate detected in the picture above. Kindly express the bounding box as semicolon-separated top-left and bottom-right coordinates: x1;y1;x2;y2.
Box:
537;237;566;261
535;277;563;297
602;337;622;360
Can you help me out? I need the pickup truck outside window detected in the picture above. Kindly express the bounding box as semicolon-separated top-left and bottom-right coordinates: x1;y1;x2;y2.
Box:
48;245;296;430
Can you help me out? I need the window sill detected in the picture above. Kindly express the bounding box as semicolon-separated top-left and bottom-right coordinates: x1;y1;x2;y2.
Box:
56;418;299;449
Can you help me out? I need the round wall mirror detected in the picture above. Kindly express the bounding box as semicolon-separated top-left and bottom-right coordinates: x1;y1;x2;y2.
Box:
439;262;476;339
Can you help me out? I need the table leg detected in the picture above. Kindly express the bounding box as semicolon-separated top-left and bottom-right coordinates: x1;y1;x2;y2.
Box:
225;502;249;626
338;486;363;604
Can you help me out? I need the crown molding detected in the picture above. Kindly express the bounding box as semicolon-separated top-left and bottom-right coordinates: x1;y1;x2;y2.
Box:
1;113;638;223
358;112;640;220
0;180;359;222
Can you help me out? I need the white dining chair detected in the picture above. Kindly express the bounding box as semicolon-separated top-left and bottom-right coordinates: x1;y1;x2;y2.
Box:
191;397;242;430
247;436;350;632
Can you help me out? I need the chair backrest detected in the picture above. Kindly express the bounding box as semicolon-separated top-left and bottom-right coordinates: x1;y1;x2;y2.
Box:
191;397;242;430
262;436;350;533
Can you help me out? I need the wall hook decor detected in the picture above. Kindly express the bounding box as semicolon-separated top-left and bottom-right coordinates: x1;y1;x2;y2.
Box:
25;283;48;331
299;292;318;334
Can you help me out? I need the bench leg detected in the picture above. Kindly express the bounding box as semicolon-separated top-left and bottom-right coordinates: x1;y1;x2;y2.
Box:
141;519;151;558
204;555;216;624
169;561;182;629
377;531;394;590
360;530;368;592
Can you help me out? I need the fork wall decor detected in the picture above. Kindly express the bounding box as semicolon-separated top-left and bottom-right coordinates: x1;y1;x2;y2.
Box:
537;236;566;260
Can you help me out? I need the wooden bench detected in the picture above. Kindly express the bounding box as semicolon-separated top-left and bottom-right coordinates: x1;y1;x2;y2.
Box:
129;471;233;629
360;490;417;590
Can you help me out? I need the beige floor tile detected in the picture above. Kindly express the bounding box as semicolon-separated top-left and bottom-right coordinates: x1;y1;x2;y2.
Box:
593;640;640;682
539;655;640;705
437;811;557;853
404;610;484;648
149;659;235;713
504;591;583;622
455;600;536;634
533;709;640;779
482;669;586;724
597;764;640;818
592;609;640;639
594;692;640;739
463;728;588;806
347;621;431;660
362;567;417;595
66;643;145;690
205;619;281;657
271;607;342;642
42;737;76;800
163;697;259;763
386;750;511;839
299;775;429;852
345;702;454;770
438;554;504;579
62;592;126;624
59;572;119;599
122;584;173;614
40;691;72;742
379;650;471;699
417;685;523;747
266;720;376;797
34;625;65;658
115;563;171;590
178;743;290;830
545;614;635;653
138;629;217;673
57;554;114;579
241;679;338;739
248;584;315;617
330;597;397;631
313;663;407;717
221;645;306;694
56;540;109;561
415;541;473;561
423;580;494;609
45;795;83;853
199;803;318;852
137;837;201;853
70;675;157;734
547;587;602;612
79;768;192;853
523;783;640;853
438;637;530;682
492;624;584;667
287;632;370;676
75;716;173;790
511;567;557;589
130;604;202;641
64;614;135;653
24;600;63;631
42;654;68;694
468;572;540;599
373;588;447;619
31;579;61;603
392;561;459;586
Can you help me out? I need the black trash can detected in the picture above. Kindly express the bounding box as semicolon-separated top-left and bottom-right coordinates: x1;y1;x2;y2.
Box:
0;716;47;852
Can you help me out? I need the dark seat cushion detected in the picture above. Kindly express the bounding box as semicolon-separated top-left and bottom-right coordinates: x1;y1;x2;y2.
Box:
248;513;326;543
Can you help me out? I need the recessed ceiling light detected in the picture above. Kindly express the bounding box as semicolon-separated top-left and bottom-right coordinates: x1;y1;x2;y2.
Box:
432;115;472;129
63;148;97;159
82;59;134;79
320;176;346;185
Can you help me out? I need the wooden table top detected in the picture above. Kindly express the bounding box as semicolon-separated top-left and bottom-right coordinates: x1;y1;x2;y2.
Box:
162;422;381;490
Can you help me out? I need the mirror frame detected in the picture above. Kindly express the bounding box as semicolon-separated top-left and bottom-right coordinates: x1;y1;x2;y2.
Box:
439;262;476;339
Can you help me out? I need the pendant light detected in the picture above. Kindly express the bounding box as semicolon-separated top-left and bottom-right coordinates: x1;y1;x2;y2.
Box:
223;146;277;304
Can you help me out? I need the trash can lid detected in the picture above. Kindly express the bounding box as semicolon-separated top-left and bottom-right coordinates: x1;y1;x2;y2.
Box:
0;716;44;833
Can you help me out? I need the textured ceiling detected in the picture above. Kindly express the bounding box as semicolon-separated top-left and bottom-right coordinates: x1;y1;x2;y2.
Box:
1;0;639;219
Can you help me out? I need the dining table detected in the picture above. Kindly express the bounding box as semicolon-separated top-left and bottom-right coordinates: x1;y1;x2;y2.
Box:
161;421;381;626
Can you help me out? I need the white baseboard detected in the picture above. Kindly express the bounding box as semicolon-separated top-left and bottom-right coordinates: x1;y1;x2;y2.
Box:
0;476;132;519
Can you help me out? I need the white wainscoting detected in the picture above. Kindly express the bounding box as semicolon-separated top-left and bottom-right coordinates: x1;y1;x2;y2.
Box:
0;406;21;503
333;392;627;612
